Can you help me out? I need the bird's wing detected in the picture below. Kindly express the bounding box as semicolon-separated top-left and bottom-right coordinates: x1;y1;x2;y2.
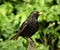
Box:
10;21;28;40
18;21;28;33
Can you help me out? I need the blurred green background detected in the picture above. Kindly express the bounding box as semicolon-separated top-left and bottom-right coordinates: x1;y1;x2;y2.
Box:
0;0;60;50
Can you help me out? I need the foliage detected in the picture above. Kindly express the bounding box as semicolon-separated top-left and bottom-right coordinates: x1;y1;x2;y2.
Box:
0;0;60;50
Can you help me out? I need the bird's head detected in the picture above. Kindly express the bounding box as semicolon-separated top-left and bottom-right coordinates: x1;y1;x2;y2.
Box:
29;11;44;19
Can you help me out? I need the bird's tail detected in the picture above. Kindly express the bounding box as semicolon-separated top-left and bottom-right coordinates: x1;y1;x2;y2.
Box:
10;33;20;40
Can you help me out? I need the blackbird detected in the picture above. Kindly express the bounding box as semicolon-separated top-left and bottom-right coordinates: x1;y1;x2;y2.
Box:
11;11;43;40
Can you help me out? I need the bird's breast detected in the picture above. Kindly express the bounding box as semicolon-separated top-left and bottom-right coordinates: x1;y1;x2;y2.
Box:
20;19;39;37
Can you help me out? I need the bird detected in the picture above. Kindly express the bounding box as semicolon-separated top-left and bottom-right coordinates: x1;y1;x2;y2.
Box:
10;11;43;40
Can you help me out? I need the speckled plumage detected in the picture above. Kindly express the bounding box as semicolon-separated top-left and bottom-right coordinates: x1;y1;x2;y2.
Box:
11;11;40;40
